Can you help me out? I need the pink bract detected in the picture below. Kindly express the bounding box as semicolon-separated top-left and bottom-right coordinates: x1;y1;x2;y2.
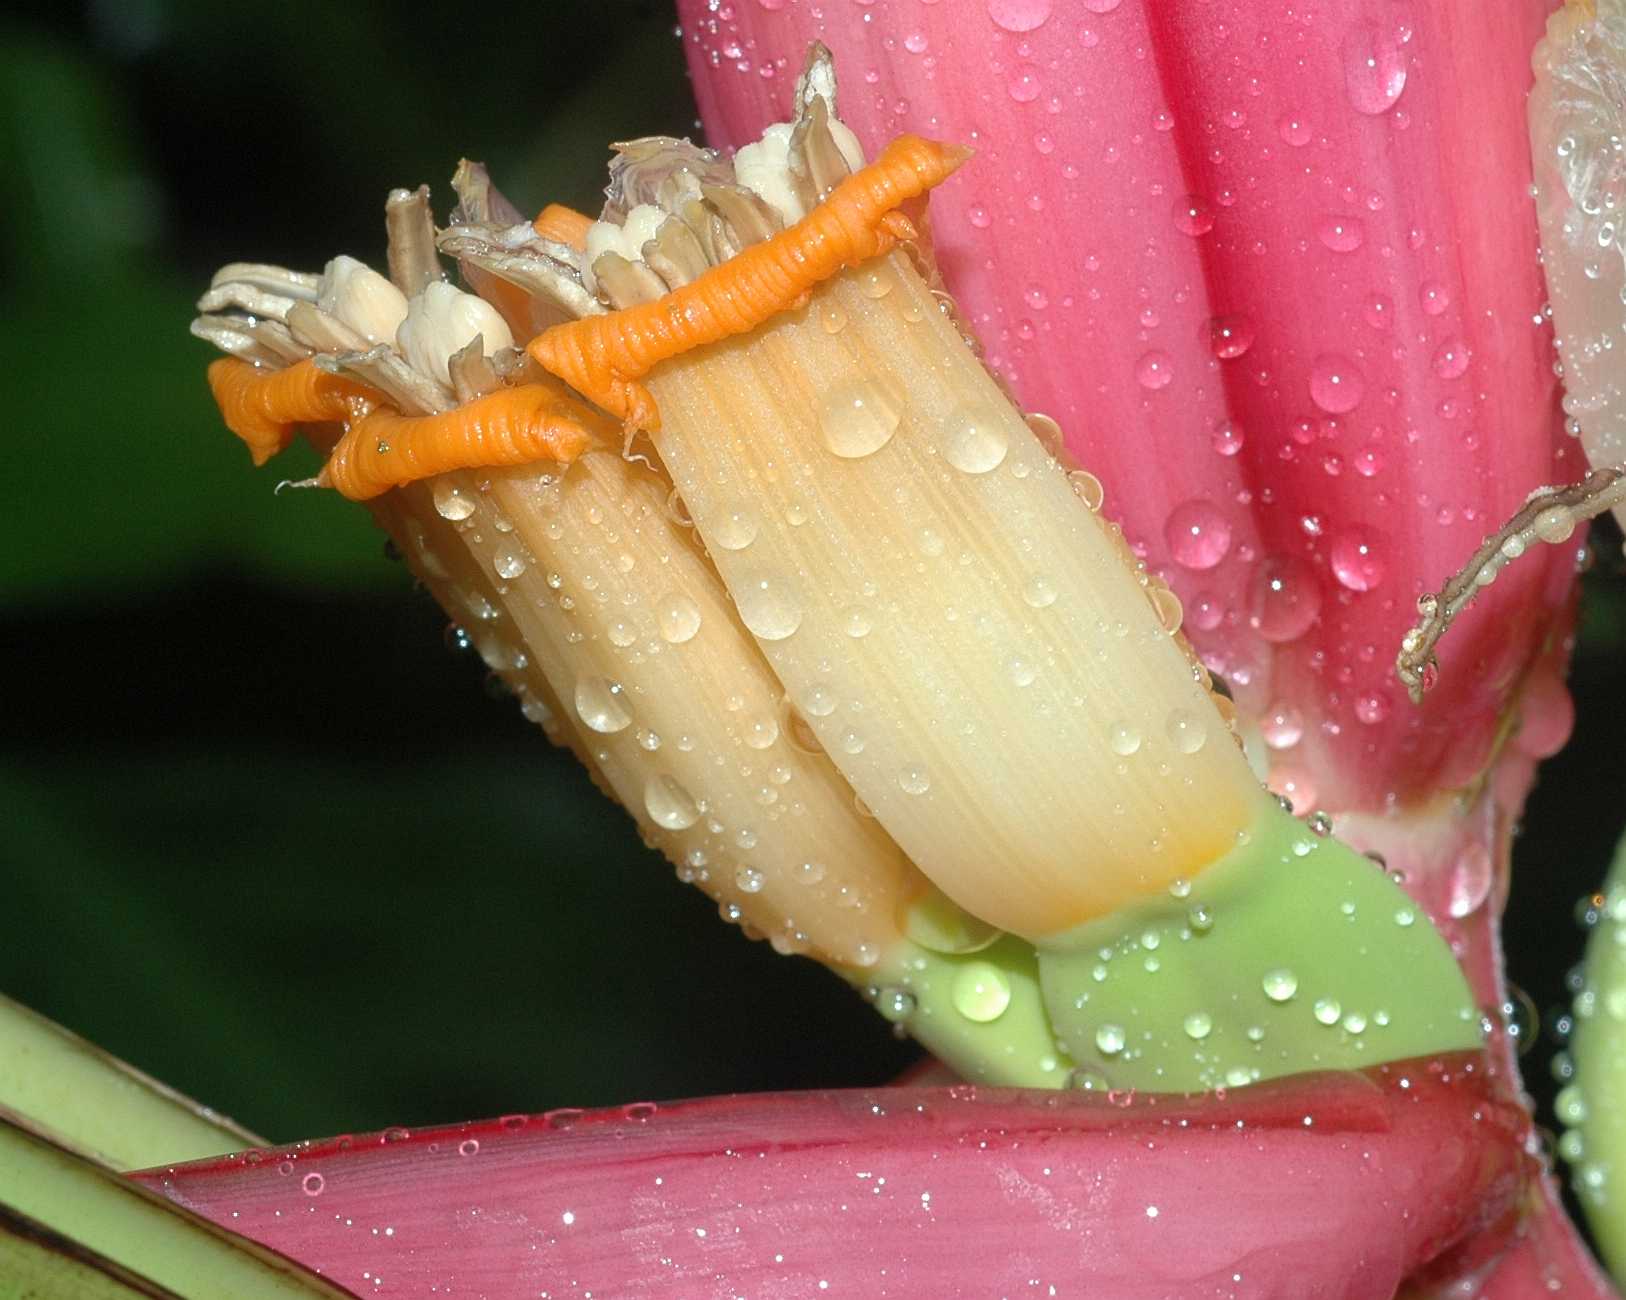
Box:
138;1057;1526;1299
678;0;1579;814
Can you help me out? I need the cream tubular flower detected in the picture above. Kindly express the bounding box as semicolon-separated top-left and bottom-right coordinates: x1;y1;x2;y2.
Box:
195;48;1477;1094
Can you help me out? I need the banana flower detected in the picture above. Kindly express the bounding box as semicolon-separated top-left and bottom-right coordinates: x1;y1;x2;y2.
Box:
6;3;1616;1297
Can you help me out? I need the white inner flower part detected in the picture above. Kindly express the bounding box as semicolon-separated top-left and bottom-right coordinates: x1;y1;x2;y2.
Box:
395;281;514;388
317;255;409;346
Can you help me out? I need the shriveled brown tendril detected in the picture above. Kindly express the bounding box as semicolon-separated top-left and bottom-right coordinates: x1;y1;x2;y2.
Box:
1397;465;1626;703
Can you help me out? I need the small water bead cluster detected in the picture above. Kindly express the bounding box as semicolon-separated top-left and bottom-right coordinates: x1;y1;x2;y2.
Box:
1553;878;1626;1209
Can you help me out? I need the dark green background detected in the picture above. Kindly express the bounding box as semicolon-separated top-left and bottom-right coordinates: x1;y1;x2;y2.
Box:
0;1;1617;1151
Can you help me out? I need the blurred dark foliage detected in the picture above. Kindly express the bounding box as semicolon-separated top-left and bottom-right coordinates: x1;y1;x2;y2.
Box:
0;0;1620;1158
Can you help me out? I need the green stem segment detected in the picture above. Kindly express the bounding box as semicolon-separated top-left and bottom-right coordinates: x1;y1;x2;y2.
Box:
854;797;1482;1092
1562;828;1626;1284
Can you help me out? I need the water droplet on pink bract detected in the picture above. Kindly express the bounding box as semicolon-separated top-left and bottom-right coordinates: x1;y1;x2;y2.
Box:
1278;113;1312;146
1342;22;1408;114
1008;65;1042;102
1135;351;1174;390
1164;499;1233;570
1330;528;1387;592
1432;337;1471;379
1208;314;1255;359
1317;214;1365;253
988;0;1052;32
1173;195;1215;236
1249;555;1322;642
1310;354;1365;414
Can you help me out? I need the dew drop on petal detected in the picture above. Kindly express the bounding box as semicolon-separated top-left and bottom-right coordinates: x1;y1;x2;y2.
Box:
576;676;632;733
1432;336;1471;379
952;961;1011;1022
1135;350;1174;390
1164;499;1233;570
737;574;804;641
711;508;759;552
1419;281;1450;316
1080;0;1122;11
982;0;1047;31
1310;353;1365;414
1363;294;1394;331
1109;721;1142;756
942;403;1010;473
1248;555;1322;642
1263;968;1299;1002
1095;1022;1127;1055
1022;574;1058;608
1261;702;1304;749
658;592;702;644
1183;1011;1213;1040
1165;709;1207;754
1277;113;1312;146
1330;527;1386;592
1211;420;1244;456
645;774;700;830
1007;64;1043;103
433;481;477;521
898;765;931;796
1316;214;1365;253
1342;21;1408;115
1172;195;1215;236
1208;314;1255;359
301;1172;325;1197
819;379;901;458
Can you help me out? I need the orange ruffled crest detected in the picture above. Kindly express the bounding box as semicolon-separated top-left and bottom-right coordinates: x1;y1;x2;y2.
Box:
209;357;611;501
208;357;376;467
317;383;611;500
528;134;971;432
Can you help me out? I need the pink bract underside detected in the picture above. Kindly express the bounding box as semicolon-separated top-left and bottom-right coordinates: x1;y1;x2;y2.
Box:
137;1059;1525;1299
678;0;1579;811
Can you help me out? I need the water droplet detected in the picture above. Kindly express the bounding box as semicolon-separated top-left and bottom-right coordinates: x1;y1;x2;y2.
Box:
1419;281;1450;316
1447;842;1493;919
711;508;759;551
1069;1066;1110;1091
1095;1022;1127;1056
576;676;632;733
1068;469;1105;509
645;774;700;830
432;481;477;521
1080;0;1122;10
301;1172;325;1197
898;765;931;796
1316;214;1365;253
1173;195;1215;236
1165;709;1207;755
1135;350;1174;390
1263;968;1299;1002
1432;336;1471;379
494;549;527;579
877;987;917;1021
1187;905;1215;934
1108;722;1142;756
1248;555;1322;642
1342;21;1408;115
1007;64;1042;103
742;715;779;750
1534;506;1576;544
1277;112;1312;146
735;865;764;893
458;1138;480;1157
844;607;873;638
1211;420;1244;456
1261;702;1304;749
1208;314;1255;359
1354;691;1390;725
737;574;804;641
658;592;702;644
1164;499;1233;570
1363;293;1394;331
819;379;901;459
857;267;894;299
952;962;1011;1022
1309;353;1365;413
1183;1011;1213;1040
1022;574;1058;608
1330;527;1386;592
987;0;1051;27
1151;587;1183;633
942;403;1010;474
1313;997;1343;1026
